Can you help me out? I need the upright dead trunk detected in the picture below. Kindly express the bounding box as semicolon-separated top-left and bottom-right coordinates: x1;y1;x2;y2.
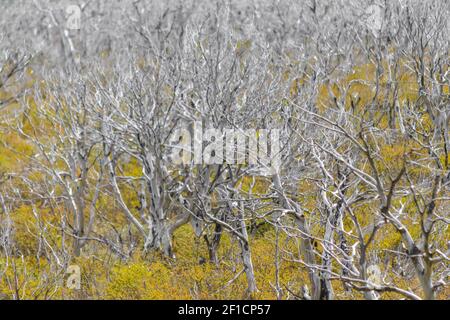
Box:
73;163;88;257
204;222;222;265
419;262;435;300
238;202;258;295
359;251;378;300
145;218;174;257
318;169;348;300
142;153;176;257
294;213;322;300
273;173;321;299
319;203;339;300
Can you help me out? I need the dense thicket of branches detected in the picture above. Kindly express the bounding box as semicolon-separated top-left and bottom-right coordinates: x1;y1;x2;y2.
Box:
0;0;448;300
